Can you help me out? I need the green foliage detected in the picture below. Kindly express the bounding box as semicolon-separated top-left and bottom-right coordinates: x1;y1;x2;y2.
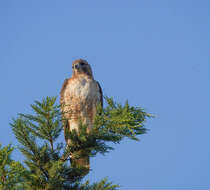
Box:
73;178;119;190
4;96;151;189
95;97;151;141
0;144;25;190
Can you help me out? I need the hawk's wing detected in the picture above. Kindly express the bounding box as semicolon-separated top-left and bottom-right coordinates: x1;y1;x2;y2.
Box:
96;81;103;108
60;78;69;107
60;78;69;142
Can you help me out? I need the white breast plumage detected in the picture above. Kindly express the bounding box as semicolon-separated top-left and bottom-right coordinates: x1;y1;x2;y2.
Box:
65;76;99;100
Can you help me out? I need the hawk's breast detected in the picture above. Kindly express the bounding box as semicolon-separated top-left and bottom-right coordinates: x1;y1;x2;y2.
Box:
63;75;101;131
66;76;100;100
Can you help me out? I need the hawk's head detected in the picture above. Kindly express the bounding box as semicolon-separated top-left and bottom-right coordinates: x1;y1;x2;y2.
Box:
72;59;93;77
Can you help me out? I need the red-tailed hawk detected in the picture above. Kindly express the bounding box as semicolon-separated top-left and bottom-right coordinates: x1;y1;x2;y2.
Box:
60;59;103;169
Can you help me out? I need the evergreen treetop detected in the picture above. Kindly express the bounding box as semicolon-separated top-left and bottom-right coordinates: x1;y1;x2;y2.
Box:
0;96;152;190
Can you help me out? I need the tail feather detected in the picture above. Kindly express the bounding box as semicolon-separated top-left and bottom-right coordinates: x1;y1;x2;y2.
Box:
71;155;90;169
70;150;90;176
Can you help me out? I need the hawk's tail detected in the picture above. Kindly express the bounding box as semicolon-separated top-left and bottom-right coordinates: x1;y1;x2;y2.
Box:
70;151;90;175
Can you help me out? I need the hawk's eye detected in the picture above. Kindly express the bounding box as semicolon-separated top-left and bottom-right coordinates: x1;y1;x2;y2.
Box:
80;62;85;66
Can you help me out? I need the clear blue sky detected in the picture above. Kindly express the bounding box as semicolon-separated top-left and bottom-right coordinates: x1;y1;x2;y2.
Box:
0;1;209;189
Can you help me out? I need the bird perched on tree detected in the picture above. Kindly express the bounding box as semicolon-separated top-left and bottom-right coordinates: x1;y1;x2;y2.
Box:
60;59;103;170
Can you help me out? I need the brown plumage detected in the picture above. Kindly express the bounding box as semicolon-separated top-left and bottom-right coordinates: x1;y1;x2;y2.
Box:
60;59;103;170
